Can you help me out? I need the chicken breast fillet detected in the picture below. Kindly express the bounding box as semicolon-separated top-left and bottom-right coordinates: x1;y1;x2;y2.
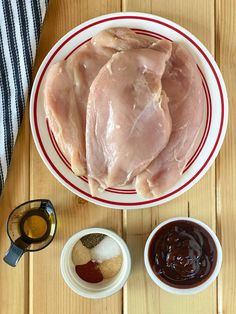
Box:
86;41;172;196
135;43;205;198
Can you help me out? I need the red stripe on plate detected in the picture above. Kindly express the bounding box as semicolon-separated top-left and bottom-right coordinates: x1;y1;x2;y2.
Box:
131;28;173;41
184;71;212;171
134;31;162;40
46;120;71;169
65;38;91;60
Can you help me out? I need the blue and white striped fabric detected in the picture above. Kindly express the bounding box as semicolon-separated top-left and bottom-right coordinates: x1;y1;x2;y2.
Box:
0;0;48;194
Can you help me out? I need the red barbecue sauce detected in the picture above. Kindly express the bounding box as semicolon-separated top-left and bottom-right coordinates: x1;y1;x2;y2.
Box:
148;220;217;288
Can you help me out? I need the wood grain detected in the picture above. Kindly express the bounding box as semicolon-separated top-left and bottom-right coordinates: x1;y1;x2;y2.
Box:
29;1;122;314
0;111;29;314
1;0;235;313
216;1;236;313
122;1;217;314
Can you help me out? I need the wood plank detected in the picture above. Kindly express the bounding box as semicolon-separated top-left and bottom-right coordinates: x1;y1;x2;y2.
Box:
29;1;122;314
122;1;217;313
216;0;236;313
122;0;151;13
0;112;29;314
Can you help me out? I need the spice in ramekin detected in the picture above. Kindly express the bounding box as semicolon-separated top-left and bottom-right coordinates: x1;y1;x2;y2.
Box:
72;233;122;283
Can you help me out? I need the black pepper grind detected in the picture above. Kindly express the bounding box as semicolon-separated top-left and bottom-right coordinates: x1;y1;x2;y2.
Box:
80;233;105;248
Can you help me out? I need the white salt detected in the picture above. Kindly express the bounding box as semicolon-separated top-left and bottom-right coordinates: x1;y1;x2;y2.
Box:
91;236;121;263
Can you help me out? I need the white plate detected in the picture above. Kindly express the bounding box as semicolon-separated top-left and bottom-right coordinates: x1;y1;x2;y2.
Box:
30;12;228;209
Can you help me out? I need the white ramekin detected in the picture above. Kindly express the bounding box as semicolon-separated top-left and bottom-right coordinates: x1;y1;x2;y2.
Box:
144;217;222;295
60;228;131;299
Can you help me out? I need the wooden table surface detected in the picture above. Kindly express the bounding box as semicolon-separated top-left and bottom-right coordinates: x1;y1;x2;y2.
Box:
0;0;235;313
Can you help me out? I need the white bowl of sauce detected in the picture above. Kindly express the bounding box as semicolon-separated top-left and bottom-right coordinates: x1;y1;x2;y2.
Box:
144;217;222;294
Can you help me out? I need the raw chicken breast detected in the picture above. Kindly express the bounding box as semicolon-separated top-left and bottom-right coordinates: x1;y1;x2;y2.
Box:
44;42;113;175
135;43;205;198
86;41;172;196
44;28;155;175
92;27;154;50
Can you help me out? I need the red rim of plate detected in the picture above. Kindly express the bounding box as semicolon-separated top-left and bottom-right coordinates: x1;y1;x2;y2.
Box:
33;15;224;207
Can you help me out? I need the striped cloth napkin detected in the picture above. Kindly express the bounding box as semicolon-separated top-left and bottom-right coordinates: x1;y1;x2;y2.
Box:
0;0;48;194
